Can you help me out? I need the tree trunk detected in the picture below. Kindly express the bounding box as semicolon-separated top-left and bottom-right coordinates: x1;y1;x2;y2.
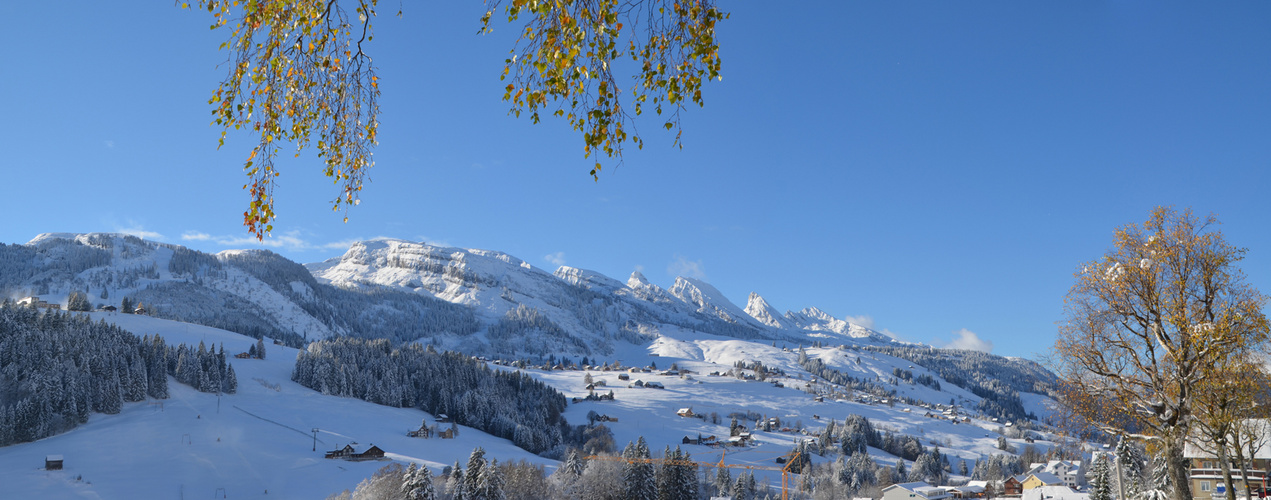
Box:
1233;437;1255;500
1220;439;1238;500
1169;437;1195;500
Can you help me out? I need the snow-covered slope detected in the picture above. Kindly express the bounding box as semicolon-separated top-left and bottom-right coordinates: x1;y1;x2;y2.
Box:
0;313;1069;498
0;314;549;499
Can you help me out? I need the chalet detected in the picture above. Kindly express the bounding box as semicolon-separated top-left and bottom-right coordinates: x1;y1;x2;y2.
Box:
595;414;618;423
438;428;456;439
45;455;63;470
677;407;695;418
813;396;824;402
234;352;253;359
324;443;386;461
350;444;386;461
1003;475;1025;496
133;305;146;315
325;444;356;459
645;381;664;389
617;373;630;381
882;482;951;500
102;305;117;312
436;414;452;424
632;380;645;388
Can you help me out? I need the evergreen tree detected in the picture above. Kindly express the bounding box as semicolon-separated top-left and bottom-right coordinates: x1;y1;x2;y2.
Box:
716;465;732;497
1089;454;1114;500
1117;437;1146;499
473;458;505;500
563;449;585;477
256;337;267;360
67;291;92;312
120;296;133;313
403;462;437;500
449;463;467;500
733;472;751;500
224;364;238;394
466;447;487;496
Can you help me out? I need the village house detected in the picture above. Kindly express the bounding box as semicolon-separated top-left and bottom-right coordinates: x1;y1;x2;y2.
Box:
677;407;695;418
1022;472;1064;490
325;443;386;461
1021;485;1087;500
949;482;986;499
1003;475;1025;496
45;455;63;470
407;419;430;438
1185;419;1271;499
1026;460;1085;489
883;482;951;500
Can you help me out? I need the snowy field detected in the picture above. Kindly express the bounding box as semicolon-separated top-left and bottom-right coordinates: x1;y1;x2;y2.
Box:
0;313;1065;498
0;314;549;499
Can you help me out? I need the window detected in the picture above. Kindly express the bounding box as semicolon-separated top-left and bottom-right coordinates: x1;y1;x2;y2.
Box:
1204;461;1214;469
1202;481;1212;492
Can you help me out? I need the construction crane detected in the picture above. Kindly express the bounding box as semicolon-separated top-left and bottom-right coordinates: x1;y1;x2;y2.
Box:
586;447;805;500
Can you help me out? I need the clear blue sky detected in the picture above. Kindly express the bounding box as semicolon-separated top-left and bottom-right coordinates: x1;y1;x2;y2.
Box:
2;2;1269;360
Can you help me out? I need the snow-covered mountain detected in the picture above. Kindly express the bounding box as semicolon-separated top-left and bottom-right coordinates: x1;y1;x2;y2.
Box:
0;234;1070;498
304;238;908;355
1;233;942;357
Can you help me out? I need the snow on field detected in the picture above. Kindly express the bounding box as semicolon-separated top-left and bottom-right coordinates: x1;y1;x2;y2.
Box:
0;312;1062;497
0;314;550;499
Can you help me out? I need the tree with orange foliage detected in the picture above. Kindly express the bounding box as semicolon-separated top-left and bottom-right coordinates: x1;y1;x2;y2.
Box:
183;0;727;240
1053;207;1269;500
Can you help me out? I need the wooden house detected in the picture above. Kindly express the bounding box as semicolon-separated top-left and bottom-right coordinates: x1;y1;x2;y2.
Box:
325;444;356;459
350;444;386;461
45;455;63;470
102;305;117;312
677;407;695;418
438;428;456;439
1002;475;1024;496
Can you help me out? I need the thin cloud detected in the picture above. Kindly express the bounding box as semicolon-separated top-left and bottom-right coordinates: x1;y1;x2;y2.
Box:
844;314;876;329
939;328;994;353
116;224;163;241
103;140;115;148
668;254;707;280
181;231;212;241
544;251;567;266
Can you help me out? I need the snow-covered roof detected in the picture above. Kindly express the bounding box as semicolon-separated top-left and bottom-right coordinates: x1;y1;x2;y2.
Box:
887;482;935;493
46;455;64;461
1022;485;1086;500
1028;472;1064;485
1185;419;1271;459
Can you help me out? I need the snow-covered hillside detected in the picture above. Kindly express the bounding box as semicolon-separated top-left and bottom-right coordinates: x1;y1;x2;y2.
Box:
0;313;1067;498
0;313;548;499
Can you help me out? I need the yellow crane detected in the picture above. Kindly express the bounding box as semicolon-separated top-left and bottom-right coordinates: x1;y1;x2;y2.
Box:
586;447;805;499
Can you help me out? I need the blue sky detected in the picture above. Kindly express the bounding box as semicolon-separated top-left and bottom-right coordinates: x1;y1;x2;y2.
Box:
2;2;1269;359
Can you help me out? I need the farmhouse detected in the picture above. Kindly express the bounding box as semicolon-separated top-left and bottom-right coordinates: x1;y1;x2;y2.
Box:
325;443;386;461
882;482;951;500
